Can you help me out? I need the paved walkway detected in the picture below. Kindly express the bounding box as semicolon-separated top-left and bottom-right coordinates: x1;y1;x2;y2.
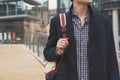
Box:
0;44;119;80
0;45;45;80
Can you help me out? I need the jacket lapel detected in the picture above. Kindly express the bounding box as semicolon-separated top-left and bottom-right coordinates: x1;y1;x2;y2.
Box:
89;16;95;43
65;11;76;47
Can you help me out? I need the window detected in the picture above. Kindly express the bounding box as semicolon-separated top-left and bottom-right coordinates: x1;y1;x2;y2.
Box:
57;0;71;13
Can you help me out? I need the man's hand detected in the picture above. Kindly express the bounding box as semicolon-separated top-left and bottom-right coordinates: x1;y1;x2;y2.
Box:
56;38;69;55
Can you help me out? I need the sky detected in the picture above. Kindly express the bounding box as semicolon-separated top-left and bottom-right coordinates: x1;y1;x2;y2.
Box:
40;0;57;10
49;0;57;10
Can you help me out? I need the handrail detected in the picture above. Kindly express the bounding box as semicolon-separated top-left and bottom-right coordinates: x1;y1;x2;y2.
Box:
0;10;38;18
24;31;48;66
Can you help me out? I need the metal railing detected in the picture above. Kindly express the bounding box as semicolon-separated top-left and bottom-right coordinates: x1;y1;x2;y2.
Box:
103;0;120;10
0;10;38;18
25;31;48;65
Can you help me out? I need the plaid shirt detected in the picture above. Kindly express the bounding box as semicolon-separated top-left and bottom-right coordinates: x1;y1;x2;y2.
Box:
72;13;90;80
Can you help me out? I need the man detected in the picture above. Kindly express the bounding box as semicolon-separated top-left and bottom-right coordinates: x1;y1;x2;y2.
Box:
44;0;120;80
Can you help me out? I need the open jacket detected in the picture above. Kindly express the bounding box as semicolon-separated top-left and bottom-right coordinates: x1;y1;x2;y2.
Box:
44;5;120;80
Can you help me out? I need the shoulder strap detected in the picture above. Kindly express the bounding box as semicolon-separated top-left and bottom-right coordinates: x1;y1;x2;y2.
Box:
54;13;67;73
59;13;67;38
46;13;67;76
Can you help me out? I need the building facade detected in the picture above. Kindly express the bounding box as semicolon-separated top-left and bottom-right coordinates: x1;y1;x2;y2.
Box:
102;0;120;51
57;0;120;51
0;0;41;44
57;0;71;14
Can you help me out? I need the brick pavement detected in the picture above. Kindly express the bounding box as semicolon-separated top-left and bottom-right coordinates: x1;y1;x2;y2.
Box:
0;45;45;80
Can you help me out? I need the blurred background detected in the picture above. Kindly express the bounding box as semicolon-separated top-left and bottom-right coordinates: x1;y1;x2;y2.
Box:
0;0;119;70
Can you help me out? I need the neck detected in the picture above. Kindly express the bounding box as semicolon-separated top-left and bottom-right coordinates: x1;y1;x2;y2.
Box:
73;2;88;18
72;2;89;26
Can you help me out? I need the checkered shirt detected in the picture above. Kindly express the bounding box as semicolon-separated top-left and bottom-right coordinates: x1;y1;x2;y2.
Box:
72;14;90;80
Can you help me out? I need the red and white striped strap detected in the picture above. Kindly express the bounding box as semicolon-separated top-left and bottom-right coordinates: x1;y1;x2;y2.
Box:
59;13;66;38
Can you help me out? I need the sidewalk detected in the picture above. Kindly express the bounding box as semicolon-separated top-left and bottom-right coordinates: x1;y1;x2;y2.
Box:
0;45;45;80
0;44;119;80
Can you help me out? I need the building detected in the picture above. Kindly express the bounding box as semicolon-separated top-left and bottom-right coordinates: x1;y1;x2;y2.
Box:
0;0;41;44
102;0;120;51
92;0;120;50
41;0;49;28
57;0;120;51
57;0;71;14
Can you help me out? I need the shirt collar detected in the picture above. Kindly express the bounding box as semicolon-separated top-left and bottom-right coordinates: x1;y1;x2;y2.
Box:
72;11;90;23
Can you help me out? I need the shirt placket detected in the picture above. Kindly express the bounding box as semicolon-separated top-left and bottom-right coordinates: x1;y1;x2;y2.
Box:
80;27;89;80
73;16;89;80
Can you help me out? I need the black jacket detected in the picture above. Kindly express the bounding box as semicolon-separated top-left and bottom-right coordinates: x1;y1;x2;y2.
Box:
44;5;120;80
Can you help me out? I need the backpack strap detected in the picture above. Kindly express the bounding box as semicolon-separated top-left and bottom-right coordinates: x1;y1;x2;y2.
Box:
59;13;67;38
46;13;67;76
54;13;67;73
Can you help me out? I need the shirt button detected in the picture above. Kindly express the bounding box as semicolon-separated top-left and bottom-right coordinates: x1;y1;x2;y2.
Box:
81;32;83;35
81;53;84;57
81;42;84;45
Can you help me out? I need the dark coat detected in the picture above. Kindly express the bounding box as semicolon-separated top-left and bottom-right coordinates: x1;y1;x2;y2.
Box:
44;5;120;80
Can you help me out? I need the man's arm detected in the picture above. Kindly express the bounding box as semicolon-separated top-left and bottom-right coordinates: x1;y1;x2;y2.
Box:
43;17;61;62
